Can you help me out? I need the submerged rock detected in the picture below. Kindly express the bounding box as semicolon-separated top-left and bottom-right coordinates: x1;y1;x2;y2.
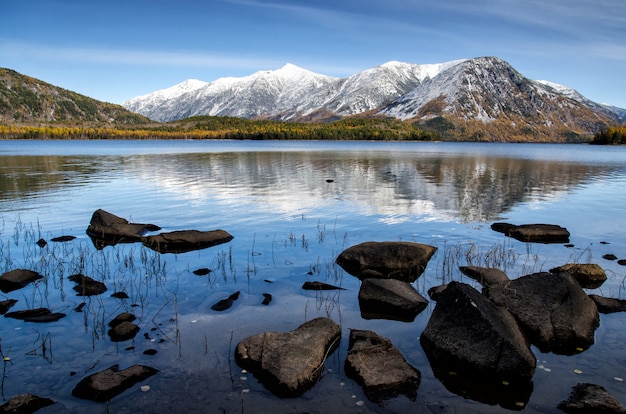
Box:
345;329;420;402
4;308;66;323
358;278;428;322
142;229;234;254
235;317;341;397
50;235;76;242
108;321;140;342
550;263;607;289
72;364;158;402
69;273;108;296
211;291;240;311
301;281;344;290
589;295;626;314
491;222;570;243
0;299;17;315
558;383;626;413
86;209;161;249
336;241;437;282
0;269;43;293
0;393;55;413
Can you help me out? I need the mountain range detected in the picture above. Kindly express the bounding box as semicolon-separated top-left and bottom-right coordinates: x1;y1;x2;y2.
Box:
123;56;624;141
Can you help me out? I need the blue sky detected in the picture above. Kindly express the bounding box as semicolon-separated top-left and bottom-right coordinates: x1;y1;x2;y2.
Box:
2;0;625;109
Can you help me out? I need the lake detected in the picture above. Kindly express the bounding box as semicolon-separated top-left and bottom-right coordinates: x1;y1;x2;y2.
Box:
0;140;625;413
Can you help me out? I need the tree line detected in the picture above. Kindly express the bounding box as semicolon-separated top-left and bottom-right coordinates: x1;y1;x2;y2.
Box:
590;126;626;145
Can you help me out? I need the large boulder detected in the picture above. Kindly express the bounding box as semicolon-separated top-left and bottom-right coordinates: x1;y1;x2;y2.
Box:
550;263;607;289
558;383;626;413
491;222;570;243
0;269;43;293
142;229;233;254
336;241;437;282
0;393;55;413
484;272;599;354
420;282;536;383
86;209;161;248
235;317;341;397
345;329;420;402
358;278;428;322
72;364;158;402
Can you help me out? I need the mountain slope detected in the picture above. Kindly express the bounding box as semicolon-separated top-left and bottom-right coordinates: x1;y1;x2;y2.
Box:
0;68;149;125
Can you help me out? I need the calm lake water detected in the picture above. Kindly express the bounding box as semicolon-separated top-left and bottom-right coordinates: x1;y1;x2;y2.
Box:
0;140;625;413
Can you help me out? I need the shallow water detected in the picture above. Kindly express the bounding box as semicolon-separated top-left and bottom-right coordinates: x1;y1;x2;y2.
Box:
0;140;625;413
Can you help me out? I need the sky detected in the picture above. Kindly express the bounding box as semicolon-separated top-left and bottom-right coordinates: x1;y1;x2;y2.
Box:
2;0;625;109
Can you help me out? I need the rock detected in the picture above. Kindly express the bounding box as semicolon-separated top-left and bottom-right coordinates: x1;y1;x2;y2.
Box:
358;278;428;322
0;269;43;293
420;282;536;383
589;295;626;314
558;383;626;413
108;321;140;342
0;299;17;315
4;308;66;323
261;293;272;305
68;273;107;296
211;291;240;311
336;241;437;282
491;222;570;243
72;364;158;402
603;254;618;261
427;284;448;301
235;317;341;397
344;329;420;402
50;235;75;242
111;291;129;299
460;266;510;287
142;229;234;254
0;393;55;413
302;281;344;290
86;209;161;249
192;268;212;276
109;312;136;327
484;272;600;354
36;238;47;248
550;263;607;289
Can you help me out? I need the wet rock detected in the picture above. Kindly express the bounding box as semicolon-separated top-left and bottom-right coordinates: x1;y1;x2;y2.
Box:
86;209;161;249
4;308;66;323
558;383;626;413
108;321;140;342
603;254;618;261
358;278;428;322
111;291;129;299
50;235;75;242
0;393;55;413
142;229;234;254
68;273;107;296
211;291;240;311
109;312;136;327
72;364;158;402
345;329;420;402
618;259;626;266
336;241;437;282
302;281;344;290
0;269;43;293
550;263;607;289
0;299;17;315
36;238;47;248
420;282;536;383
427;284;448;301
192;268;212;276
460;266;510;287
235;317;341;397
261;293;272;305
484;272;599;354
491;222;570;243
589;295;626;314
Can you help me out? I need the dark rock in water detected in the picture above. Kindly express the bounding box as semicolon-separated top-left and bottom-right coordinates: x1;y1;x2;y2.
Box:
74;302;86;312
0;299;17;315
618;259;626;266
345;329;420;402
0;269;43;293
460;266;510;287
36;238;47;248
491;222;570;243
111;291;129;299
109;312;136;328
336;241;437;282
4;308;66;323
301;281;344;290
51;235;76;242
86;209;161;249
69;273;107;296
589;295;626;314
142;229;234;254
192;268;212;276
420;282;536;383
558;383;626;413
143;349;158;356
550;263;607;289
211;291;240;311
71;364;158;402
235;317;341;397
484;272;599;355
427;284;448;301
0;393;55;413
603;254;618;261
261;293;272;305
358;278;428;322
108;321;140;342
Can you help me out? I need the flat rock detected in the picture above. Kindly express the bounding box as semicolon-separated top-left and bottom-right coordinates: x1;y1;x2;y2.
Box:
108;321;140;342
142;229;234;253
0;393;55;413
358;278;428;322
0;299;17;315
484;272;599;354
68;273;107;296
302;281;344;290
72;364;158;402
589;295;626;314
460;266;510;287
550;263;607;289
235;317;341;397
86;209;161;249
345;329;420;402
211;291;240;311
4;308;66;323
0;269;43;293
109;312;136;327
558;383;626;413
336;241;437;282
491;222;570;243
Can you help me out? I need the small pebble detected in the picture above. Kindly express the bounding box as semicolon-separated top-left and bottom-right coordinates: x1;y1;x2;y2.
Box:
574;369;582;374
140;385;150;392
615;377;623;382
